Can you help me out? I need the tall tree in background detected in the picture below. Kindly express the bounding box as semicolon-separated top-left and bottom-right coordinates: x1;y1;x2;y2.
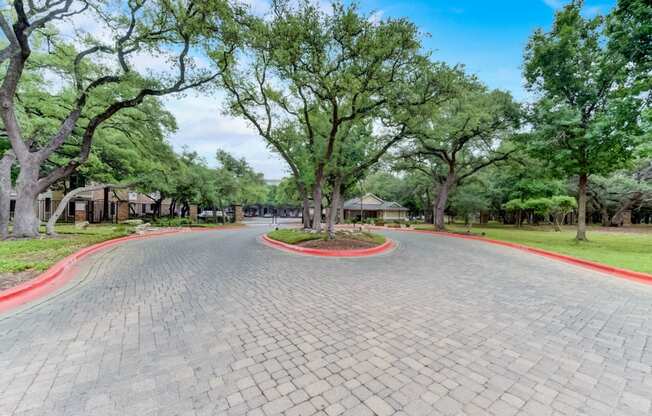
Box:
401;75;521;231
523;1;646;240
45;100;179;233
218;1;429;231
0;0;242;237
322;60;457;236
215;149;267;207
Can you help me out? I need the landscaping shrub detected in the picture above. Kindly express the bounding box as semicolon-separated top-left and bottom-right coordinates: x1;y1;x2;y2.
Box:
153;217;193;227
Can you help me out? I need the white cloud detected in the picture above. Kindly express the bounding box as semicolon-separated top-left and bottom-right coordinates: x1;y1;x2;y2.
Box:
162;93;289;179
368;10;384;25
542;0;565;8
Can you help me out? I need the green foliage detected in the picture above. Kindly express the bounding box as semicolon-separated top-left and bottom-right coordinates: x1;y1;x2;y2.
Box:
0;225;135;273
523;198;554;216
217;0;449;223
607;0;651;91
503;199;525;212
450;183;491;221
551;195;577;214
268;178;303;205
215;149;267;205
153;217;194;227
522;1;645;178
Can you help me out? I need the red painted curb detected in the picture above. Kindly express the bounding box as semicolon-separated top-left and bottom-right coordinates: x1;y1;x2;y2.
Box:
0;226;244;314
347;225;652;286
262;234;395;257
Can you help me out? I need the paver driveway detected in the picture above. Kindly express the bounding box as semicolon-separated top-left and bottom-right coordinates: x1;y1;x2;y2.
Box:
1;227;651;416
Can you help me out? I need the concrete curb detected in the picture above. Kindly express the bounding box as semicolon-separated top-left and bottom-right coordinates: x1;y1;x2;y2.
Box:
0;226;243;313
261;234;395;257
352;225;652;286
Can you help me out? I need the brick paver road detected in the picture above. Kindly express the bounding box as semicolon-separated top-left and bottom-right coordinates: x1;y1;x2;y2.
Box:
1;227;651;416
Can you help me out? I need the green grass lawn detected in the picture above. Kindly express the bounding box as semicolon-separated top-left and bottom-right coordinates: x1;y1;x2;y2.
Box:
267;229;324;244
267;229;386;245
0;224;136;274
413;223;652;274
0;221;244;276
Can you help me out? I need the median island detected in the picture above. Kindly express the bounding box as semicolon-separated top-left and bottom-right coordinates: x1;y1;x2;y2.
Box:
264;229;393;257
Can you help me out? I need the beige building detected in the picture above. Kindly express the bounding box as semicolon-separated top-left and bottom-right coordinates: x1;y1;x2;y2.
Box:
342;193;408;221
10;186;197;224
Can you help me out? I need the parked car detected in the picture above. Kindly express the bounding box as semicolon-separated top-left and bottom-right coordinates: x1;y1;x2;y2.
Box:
198;210;224;218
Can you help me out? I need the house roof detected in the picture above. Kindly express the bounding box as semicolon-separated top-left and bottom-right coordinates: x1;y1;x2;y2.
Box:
342;193;408;211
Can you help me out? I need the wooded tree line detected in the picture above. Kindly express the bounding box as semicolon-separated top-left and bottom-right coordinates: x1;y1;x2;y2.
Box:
0;0;650;240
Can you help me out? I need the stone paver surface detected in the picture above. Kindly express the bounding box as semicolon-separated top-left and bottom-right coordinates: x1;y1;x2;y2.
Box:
0;227;651;416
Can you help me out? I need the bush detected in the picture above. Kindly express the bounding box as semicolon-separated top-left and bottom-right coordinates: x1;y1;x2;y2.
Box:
120;219;143;226
503;198;525;212
387;223;401;228
374;220;385;226
523;198;554;216
153;217;193;227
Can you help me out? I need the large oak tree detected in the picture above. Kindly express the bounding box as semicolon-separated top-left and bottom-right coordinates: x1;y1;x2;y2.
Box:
217;1;439;232
0;0;243;237
523;1;646;240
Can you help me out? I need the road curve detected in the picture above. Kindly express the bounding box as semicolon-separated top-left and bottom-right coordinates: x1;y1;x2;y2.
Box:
1;227;651;416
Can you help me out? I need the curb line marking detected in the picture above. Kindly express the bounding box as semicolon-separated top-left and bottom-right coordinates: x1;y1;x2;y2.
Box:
352;225;652;286
0;226;243;313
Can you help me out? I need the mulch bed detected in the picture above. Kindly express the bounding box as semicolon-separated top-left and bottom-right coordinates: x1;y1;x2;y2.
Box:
297;238;379;250
0;270;39;291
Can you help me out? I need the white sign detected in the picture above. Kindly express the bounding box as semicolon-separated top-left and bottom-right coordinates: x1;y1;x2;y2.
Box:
75;201;86;211
128;192;138;201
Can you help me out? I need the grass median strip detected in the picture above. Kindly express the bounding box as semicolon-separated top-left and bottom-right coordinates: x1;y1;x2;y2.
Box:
267;229;386;246
0;224;136;274
414;223;652;274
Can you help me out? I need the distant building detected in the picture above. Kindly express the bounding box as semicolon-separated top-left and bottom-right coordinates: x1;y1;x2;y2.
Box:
8;185;198;224
342;193;408;221
244;203;301;218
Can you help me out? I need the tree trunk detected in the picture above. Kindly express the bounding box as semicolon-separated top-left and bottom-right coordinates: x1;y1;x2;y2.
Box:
12;163;41;238
610;192;642;227
154;197;163;220
601;207;609;226
434;172;455;231
423;188;433;224
169;199;176;218
0;151;15;240
297;182;311;229
516;210;522;227
102;187;110;221
552;214;561;232
576;173;588;241
312;179;323;232
47;183;128;235
326;176;342;239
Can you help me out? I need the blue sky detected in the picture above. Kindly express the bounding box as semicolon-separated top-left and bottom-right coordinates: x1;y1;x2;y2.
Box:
358;0;614;100
165;0;615;178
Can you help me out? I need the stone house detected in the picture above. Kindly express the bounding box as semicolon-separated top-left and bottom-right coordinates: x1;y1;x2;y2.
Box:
9;186;198;224
342;193;409;221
